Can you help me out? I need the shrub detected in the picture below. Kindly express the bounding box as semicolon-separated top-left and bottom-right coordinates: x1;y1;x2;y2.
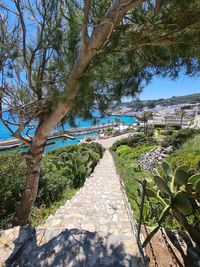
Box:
147;126;155;137
0;142;103;228
167;154;200;174
38;156;73;205
161;126;174;136
161;128;200;148
0;153;26;226
117;144;155;161
116;145;132;158
111;132;155;151
164;134;200;174
114;143;153;224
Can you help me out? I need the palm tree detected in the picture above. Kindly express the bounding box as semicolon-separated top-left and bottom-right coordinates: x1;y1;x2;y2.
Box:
141;111;152;135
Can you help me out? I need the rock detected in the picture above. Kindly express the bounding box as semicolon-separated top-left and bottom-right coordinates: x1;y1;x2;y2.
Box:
0;226;35;266
138;146;173;173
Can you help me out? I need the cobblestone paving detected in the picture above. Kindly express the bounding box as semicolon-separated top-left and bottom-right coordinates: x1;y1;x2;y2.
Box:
0;136;143;267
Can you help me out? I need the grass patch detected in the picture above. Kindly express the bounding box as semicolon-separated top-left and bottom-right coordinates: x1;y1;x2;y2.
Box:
29;188;77;226
113;144;154;222
167;134;200;173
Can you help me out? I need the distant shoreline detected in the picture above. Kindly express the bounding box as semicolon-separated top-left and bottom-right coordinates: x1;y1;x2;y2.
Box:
105;112;137;118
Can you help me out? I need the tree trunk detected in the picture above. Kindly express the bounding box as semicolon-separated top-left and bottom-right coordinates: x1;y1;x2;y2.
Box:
172;209;200;247
180;113;183;127
11;141;46;226
10;0;143;226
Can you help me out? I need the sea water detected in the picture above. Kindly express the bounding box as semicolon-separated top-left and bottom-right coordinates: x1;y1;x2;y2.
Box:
0;111;137;151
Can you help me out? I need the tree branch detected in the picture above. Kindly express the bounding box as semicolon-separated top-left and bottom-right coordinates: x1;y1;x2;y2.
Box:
82;0;91;51
14;0;33;90
32;0;145;144
154;0;164;15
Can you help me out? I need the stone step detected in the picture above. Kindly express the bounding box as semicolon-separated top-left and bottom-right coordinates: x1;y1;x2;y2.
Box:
0;150;143;267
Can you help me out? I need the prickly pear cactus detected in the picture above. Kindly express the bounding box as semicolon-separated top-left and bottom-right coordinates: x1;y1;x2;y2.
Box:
143;161;200;247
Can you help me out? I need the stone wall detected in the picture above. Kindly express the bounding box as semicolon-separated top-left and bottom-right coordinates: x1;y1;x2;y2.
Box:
138;146;173;173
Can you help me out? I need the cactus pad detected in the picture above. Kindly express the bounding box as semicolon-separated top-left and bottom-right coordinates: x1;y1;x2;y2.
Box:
174;191;193;216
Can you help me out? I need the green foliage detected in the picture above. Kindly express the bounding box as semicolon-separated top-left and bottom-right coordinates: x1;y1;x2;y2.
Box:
161;126;174;136
114;131;200;246
167;134;200;173
111;133;155;151
30;188;77;226
0;153;26;226
146;126;155;137
173;191;193;216
50;142;104;159
38;157;72;205
143;161;200;246
0;142;103;228
113;143;153;223
161;128;200;148
117;144;155;161
65;152;92;188
104;128;120;136
116;145;133;158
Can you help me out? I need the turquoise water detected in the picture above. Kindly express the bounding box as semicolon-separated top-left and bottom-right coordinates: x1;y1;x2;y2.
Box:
7;132;99;153
45;132;99;152
0;112;137;140
0;112;137;151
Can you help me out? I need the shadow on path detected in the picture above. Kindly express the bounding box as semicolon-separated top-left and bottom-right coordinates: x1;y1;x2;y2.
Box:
5;226;143;267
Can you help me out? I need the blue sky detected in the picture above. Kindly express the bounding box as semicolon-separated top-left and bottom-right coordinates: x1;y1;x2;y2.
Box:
139;75;200;100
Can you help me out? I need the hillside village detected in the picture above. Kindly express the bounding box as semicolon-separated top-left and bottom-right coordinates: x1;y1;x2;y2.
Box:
108;93;200;128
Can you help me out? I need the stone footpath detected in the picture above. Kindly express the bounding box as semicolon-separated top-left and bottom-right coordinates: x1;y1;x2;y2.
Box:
0;137;143;267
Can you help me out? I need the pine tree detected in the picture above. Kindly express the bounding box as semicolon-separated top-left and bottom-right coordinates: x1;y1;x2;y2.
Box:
0;0;200;225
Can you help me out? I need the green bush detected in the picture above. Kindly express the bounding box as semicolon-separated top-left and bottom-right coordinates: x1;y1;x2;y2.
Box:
79;142;104;158
161;126;174;136
113;143;153;223
111;132;155;151
117;144;155;161
115;131;200;236
143;161;200;247
161;128;200;148
147;126;155;137
38;156;73;205
0;142;103;228
116;145;133;158
0;153;26;226
166;135;200;174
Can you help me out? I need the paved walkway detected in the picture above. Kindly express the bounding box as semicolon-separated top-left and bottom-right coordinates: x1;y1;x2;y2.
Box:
98;133;130;149
0;135;143;267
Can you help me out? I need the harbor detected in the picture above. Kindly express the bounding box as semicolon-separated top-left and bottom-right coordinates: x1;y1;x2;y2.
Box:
0;121;134;151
